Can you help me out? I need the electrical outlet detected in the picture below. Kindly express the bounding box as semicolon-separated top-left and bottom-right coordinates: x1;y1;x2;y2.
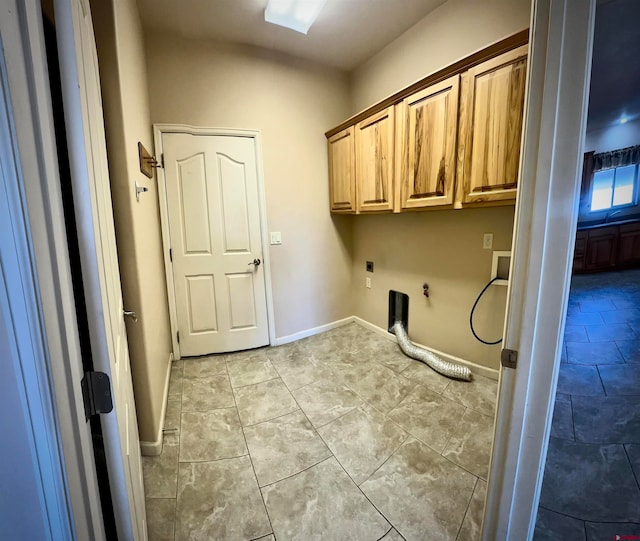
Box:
365;277;372;289
270;232;282;245
483;233;493;250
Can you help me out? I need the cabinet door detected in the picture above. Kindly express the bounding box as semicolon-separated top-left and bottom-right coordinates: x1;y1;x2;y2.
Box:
398;75;460;209
355;106;395;212
460;45;528;203
573;230;587;272
586;226;618;270
617;222;640;266
327;127;356;213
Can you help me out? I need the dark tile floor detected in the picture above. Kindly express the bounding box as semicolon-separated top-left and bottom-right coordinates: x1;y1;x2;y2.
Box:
143;323;498;541
535;268;640;540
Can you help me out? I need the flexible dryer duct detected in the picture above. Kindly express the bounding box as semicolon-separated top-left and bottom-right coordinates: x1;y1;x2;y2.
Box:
393;321;472;381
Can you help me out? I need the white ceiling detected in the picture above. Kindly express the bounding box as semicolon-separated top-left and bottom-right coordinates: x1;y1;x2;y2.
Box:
588;0;640;130
135;0;446;71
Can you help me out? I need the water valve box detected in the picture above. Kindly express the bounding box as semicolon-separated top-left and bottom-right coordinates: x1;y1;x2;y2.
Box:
491;251;511;286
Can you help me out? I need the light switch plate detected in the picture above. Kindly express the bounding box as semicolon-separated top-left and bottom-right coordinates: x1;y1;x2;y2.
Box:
270;232;282;245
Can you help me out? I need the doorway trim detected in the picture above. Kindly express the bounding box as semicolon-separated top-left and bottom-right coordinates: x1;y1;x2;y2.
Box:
153;125;276;359
482;0;595;539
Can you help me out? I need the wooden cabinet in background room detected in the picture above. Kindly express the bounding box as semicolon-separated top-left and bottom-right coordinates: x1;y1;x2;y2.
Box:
573;230;587;272
617;222;640;266
459;45;528;204
397;75;460;209
585;226;617;270
327;126;356;213
355;106;395;212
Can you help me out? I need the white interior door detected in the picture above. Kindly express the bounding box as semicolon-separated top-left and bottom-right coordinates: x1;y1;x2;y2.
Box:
163;133;269;356
56;0;146;539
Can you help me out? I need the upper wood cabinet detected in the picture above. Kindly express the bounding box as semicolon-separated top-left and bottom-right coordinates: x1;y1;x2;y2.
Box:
397;75;460;209
355;106;395;213
327;127;356;213
459;45;528;204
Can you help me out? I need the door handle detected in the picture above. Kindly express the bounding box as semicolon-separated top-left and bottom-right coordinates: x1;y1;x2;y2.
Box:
248;258;261;267
123;310;138;322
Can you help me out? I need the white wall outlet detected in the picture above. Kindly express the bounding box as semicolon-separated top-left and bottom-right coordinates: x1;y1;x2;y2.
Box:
365;277;372;289
270;232;282;245
483;232;494;250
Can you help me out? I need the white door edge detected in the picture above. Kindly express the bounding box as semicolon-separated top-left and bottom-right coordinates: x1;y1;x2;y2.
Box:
482;0;595;539
153;124;276;359
1;0;105;538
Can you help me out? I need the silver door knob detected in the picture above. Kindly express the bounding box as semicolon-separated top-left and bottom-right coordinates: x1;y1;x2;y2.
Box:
248;258;261;267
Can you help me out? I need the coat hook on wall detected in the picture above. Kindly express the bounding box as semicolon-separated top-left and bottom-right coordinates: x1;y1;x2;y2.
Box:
138;142;161;179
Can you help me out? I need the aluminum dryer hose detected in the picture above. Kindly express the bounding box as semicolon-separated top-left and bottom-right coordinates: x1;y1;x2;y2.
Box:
393;321;472;381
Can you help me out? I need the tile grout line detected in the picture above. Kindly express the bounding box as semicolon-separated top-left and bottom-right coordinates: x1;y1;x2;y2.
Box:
623;444;640;493
224;356;277;540
455;475;479;541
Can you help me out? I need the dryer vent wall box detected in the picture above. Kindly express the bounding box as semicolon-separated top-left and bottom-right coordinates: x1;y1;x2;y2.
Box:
491;251;511;285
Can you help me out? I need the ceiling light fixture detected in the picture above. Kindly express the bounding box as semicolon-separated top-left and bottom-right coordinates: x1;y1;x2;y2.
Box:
264;0;327;35
620;114;629;124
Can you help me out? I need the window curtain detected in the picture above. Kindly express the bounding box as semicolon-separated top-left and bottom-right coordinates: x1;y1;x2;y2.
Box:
593;145;640;171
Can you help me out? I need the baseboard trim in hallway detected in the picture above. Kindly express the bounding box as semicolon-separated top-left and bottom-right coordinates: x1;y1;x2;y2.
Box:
140;352;174;457
273;316;355;346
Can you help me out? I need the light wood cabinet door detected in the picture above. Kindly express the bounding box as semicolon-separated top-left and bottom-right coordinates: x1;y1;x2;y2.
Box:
355;106;395;212
460;45;527;204
397;75;460;209
327;127;356;213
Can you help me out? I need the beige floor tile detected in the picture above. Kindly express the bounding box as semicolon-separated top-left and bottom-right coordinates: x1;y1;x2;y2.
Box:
388;384;466;453
167;364;183;400
143;434;179;499
262;457;390;540
457;479;486;541
179;409;247;462
176;457;271;541
292;379;362;428
443;409;494;480
183;355;227;378
164;399;181;433
227;355;279;388
400;361;453;394
443;375;498;417
234;378;299;426
381;528;406;540
145;499;175;541
265;341;310;365
181;374;234;412
318;405;408;485
361;438;476;541
244;410;331;486
274;356;336;390
342;362;416;413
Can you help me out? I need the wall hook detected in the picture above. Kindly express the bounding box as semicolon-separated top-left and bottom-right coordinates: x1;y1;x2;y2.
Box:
135;180;148;202
423;283;429;298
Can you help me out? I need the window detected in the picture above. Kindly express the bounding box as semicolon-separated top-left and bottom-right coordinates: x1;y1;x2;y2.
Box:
590;163;638;212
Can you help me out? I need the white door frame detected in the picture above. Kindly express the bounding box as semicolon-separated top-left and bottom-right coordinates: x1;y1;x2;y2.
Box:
154;125;276;359
483;0;595;539
1;0;106;538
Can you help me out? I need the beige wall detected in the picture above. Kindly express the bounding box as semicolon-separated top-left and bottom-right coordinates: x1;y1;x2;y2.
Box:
348;0;531;369
92;0;171;443
144;33;353;339
351;0;532;112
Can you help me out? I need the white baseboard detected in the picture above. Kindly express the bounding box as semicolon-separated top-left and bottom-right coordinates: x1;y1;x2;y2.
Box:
273;316;355;346
140;352;174;456
353;317;500;381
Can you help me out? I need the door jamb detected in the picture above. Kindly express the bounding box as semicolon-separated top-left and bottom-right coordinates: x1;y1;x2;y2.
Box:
482;0;595;538
153;124;276;359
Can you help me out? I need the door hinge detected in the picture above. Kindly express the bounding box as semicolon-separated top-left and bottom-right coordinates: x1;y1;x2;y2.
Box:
176;331;180;344
81;371;113;421
161;153;165;168
169;248;172;262
501;348;518;369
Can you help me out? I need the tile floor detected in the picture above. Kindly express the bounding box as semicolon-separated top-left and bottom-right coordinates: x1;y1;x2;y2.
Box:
143;322;498;541
535;268;640;540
